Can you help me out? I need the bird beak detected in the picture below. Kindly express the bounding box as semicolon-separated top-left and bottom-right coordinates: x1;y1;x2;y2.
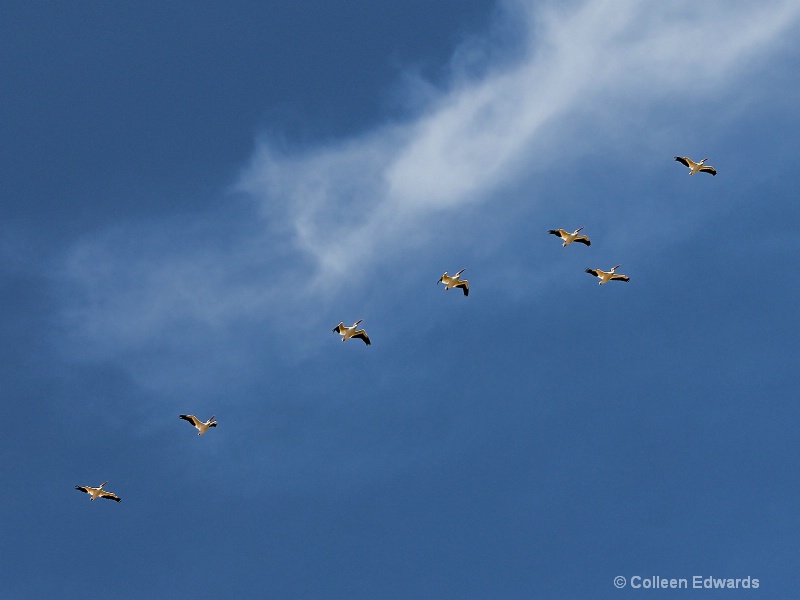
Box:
576;227;584;232
209;416;215;422
355;320;362;325
613;264;621;270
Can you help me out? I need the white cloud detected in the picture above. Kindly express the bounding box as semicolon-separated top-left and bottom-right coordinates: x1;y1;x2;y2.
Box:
239;0;800;282
56;0;800;363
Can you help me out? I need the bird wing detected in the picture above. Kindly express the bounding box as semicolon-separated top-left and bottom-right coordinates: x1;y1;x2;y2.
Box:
699;166;716;176
75;486;91;494
100;492;121;502
208;422;218;428
179;414;201;428
455;280;469;296
332;324;344;334
548;229;566;238
610;274;630;282
674;156;691;168
353;331;371;345
574;236;591;246
585;268;599;277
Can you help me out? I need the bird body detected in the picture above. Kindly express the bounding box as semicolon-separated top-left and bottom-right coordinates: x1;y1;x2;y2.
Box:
437;269;469;296
333;320;371;345
75;481;121;502
179;414;218;435
674;156;716;176
548;227;591;247
585;264;630;285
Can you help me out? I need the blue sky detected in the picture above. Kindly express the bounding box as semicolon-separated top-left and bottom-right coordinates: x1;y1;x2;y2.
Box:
2;1;800;597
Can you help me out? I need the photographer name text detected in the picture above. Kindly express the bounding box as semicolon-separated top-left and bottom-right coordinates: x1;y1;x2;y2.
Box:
614;575;759;590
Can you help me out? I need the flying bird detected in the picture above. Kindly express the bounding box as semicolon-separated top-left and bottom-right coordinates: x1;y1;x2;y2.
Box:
674;156;717;176
548;227;591;247
333;320;371;345
437;269;469;296
179;414;218;435
585;264;630;285
75;481;121;503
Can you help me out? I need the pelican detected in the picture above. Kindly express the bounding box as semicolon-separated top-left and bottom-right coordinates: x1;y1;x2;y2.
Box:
548;227;591;247
585;264;630;284
333;320;371;345
437;269;469;296
75;481;121;503
674;156;717;176
179;414;218;435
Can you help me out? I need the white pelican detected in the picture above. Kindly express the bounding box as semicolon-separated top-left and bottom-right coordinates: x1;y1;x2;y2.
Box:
548;227;591;247
333;320;371;345
585;264;630;284
437;269;469;296
179;414;218;435
674;156;717;176
75;481;121;503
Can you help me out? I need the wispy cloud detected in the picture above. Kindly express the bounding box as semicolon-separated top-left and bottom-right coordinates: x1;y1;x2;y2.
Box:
239;0;799;280
55;0;800;364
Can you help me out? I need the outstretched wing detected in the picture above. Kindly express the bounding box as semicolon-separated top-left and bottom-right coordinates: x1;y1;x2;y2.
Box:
699;166;716;176
100;492;121;502
674;156;691;168
574;236;591;246
585;268;599;277
75;486;91;494
548;229;566;239
610;274;630;282
353;331;371;345
455;280;469;296
179;414;201;428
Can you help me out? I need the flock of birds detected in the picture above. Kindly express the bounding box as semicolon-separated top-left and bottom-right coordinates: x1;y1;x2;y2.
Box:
74;155;716;504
